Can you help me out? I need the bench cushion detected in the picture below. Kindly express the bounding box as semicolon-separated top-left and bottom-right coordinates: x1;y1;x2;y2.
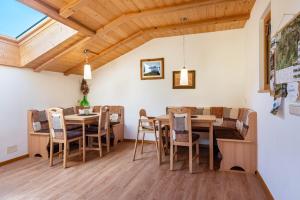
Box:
214;127;243;140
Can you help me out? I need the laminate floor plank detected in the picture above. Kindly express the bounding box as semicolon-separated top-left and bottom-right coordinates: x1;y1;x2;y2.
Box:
0;142;267;200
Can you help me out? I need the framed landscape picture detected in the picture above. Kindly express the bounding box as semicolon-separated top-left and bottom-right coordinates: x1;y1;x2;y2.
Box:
140;58;164;80
172;70;196;89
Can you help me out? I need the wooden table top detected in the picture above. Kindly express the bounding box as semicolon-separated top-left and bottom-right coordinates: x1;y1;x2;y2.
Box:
155;115;216;122
64;113;100;121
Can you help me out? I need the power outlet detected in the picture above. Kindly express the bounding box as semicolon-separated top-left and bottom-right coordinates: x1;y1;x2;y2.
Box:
7;145;18;154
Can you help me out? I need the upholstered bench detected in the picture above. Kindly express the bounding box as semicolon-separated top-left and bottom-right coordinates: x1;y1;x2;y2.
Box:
166;106;257;173
28;107;82;159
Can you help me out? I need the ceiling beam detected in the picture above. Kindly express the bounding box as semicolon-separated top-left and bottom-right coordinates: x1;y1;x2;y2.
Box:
59;0;89;18
45;0;225;73
18;0;96;36
147;14;250;34
64;31;145;75
64;13;249;75
96;0;242;37
34;36;91;72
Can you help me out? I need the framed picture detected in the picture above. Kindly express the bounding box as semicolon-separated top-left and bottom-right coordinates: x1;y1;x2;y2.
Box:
140;58;164;80
172;70;196;89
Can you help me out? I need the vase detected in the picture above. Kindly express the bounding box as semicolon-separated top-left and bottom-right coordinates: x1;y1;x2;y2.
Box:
80;95;90;107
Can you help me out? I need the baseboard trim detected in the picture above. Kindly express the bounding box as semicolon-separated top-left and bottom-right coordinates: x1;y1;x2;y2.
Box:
123;139;156;144
0;154;29;167
255;171;274;200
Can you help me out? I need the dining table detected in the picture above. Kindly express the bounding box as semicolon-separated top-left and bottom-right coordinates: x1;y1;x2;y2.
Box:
64;113;100;162
155;115;216;170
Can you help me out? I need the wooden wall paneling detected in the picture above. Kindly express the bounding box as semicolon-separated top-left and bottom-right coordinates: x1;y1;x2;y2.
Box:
0;37;20;67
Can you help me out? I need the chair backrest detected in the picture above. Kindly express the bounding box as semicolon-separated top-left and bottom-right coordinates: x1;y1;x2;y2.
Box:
28;110;49;133
166;106;197;115
47;107;67;140
139;109;147;117
168;107;192;144
98;106;110;134
63;107;76;116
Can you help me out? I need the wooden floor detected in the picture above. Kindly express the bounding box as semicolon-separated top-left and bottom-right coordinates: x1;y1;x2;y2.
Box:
0;142;268;200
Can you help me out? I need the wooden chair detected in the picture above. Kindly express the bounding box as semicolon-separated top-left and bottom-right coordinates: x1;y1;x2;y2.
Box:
47;107;83;168
169;107;200;173
132;109;159;161
85;106;110;157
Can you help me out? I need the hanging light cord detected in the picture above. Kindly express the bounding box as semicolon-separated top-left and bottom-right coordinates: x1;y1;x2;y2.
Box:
84;49;89;64
83;49;98;64
182;35;186;69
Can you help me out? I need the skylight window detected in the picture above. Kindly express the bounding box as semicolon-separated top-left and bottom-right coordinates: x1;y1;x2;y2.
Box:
0;0;46;39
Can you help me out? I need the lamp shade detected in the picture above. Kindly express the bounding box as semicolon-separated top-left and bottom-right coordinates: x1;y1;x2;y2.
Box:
83;63;92;80
180;68;188;85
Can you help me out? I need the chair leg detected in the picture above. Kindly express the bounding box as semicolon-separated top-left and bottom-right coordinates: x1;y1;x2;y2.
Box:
154;131;159;161
196;142;200;164
106;132;110;153
98;135;103;157
141;132;145;154
132;130;140;161
59;143;62;159
63;142;68;169
49;138;54;167
161;139;166;159
79;138;82;156
189;146;193;173
164;128;169;154
67;142;70;155
170;142;174;171
175;145;178;161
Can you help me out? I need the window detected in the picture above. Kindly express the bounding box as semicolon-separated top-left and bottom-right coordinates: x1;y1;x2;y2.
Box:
263;11;271;90
0;0;46;39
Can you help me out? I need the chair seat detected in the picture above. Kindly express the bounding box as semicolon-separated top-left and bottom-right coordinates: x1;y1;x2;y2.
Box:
110;121;120;126
66;124;82;131
67;130;82;139
192;127;209;132
175;131;200;142
214;127;243;140
86;125;106;134
36;129;50;133
141;125;155;130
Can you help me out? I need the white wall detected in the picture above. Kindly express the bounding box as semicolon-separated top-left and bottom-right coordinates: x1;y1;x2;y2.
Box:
244;0;300;199
89;30;246;140
0;66;81;162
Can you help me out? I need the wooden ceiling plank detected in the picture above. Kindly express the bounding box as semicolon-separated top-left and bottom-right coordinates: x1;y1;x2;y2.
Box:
64;30;144;75
65;13;249;75
59;0;89;18
96;0;241;37
18;0;96;36
34;36;90;72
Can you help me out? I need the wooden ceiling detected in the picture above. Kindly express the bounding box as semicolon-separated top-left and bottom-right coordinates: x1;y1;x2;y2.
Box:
16;0;255;75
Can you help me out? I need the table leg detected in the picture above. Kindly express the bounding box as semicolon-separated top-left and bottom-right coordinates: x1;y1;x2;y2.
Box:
209;123;214;170
82;122;86;163
158;120;162;165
